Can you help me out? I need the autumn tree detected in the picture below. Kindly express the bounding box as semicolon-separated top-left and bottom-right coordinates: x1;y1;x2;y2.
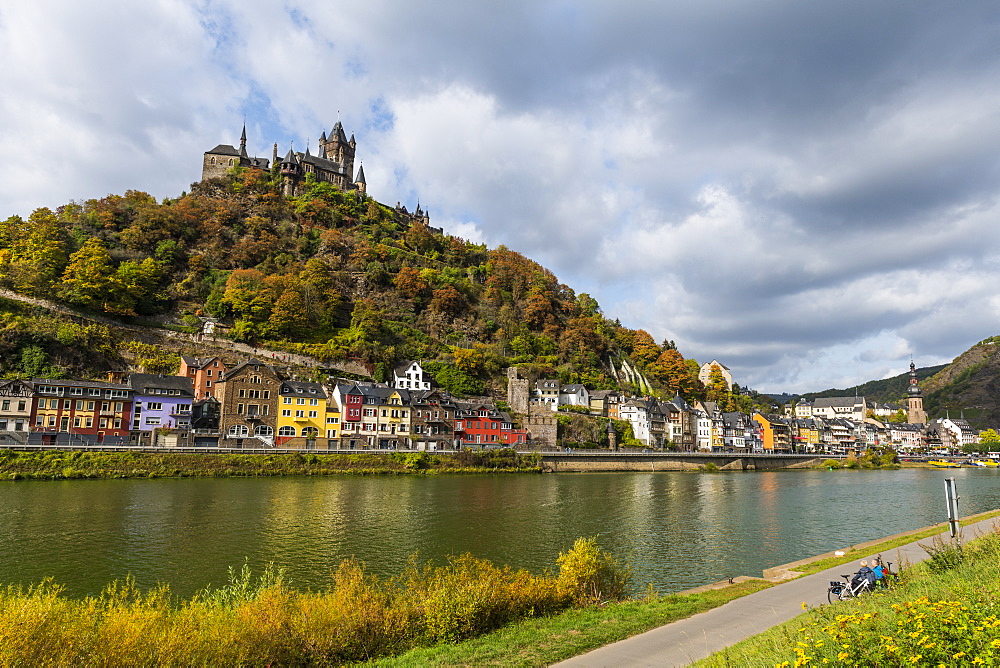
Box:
58;238;115;308
705;363;728;402
394;266;429;300
268;289;309;339
631;330;661;366
8;208;69;297
220;269;273;320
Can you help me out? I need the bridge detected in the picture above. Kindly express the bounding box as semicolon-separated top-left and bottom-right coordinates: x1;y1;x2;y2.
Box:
538;451;828;472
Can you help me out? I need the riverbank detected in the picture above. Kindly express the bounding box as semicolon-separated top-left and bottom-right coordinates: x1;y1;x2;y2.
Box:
697;520;1000;665
0;449;542;480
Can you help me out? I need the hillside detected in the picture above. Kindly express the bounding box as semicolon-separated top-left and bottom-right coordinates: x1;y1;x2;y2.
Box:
796;364;947;405
0;167;740;405
920;336;1000;427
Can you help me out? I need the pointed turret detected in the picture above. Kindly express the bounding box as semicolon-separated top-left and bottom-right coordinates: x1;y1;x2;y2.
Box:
354;164;366;193
349;132;356;148
239;123;248;158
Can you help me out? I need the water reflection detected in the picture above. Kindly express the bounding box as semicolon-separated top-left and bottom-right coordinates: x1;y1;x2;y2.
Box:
1;469;998;598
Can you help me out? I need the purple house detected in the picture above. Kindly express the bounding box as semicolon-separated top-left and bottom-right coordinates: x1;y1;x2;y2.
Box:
128;374;195;437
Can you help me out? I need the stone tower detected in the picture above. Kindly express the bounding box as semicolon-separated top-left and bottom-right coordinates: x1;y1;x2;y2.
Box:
906;360;927;424
506;367;530;414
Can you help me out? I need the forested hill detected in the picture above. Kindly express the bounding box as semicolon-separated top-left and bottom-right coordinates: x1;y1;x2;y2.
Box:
796;364;947;405
0;167;742;405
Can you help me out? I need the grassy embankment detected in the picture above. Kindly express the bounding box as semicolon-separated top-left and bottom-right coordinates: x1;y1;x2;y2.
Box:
0;533;771;667
698;525;1000;666
0;448;541;480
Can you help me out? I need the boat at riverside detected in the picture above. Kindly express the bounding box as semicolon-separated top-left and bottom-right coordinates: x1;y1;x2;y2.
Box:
970;460;999;468
929;459;962;468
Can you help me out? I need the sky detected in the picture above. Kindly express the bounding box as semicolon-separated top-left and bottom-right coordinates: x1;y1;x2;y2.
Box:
2;0;999;394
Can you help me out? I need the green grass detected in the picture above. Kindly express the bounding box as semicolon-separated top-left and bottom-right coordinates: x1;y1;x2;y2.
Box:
0;449;541;480
697;526;1000;666
359;580;773;667
788;508;1000;577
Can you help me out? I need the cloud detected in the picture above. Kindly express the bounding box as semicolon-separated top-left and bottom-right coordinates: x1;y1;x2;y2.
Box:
2;0;1000;393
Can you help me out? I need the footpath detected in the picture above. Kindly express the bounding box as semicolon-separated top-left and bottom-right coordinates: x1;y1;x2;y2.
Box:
555;512;1000;667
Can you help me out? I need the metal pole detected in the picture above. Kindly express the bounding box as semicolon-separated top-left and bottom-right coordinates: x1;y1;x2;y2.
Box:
944;477;960;541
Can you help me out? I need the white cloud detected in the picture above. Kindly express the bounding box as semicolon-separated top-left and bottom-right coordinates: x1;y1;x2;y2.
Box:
2;0;1000;394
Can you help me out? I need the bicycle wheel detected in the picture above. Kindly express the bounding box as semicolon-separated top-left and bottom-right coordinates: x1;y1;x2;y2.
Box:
827;586;841;604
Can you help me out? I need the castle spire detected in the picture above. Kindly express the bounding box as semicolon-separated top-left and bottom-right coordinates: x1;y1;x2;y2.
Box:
239;122;248;158
906;359;927;424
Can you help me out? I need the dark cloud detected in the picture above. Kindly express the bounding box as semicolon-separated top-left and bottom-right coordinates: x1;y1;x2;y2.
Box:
2;0;999;392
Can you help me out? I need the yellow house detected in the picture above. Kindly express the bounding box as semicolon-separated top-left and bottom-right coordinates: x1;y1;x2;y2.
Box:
276;380;327;446
753;413;776;451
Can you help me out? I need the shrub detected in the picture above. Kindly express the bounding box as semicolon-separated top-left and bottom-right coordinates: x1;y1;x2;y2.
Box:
920;534;964;573
556;536;629;605
821;459;840;468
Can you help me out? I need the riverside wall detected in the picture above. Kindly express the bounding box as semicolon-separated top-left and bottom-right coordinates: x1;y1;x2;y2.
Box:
539;452;824;472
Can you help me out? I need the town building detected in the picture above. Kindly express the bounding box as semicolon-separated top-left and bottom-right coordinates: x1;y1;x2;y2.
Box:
392;360;433;391
128;373;195;446
179;356;227;400
29;379;133;445
698;360;733;390
216;359;282;447
276;380;327;446
0;380;33;444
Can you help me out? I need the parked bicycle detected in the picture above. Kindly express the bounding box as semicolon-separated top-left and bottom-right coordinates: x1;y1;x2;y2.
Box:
827;572;873;603
872;554;900;588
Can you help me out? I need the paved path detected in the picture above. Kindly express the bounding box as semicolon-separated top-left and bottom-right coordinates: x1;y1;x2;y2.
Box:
555;514;999;667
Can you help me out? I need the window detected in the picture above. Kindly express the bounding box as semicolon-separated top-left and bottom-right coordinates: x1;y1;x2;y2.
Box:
254;425;273;437
99;418;107;429
237;404;244;414
296;398;305;405
70;387;83;396
310;399;318;406
207;370;212;377
308;411;317;418
278;426;295;437
87;401;94;410
326;417;339;424
229;425;249;436
282;409;291;417
1;401;7;411
302;427;318;438
283;397;292;404
262;391;269;399
146;417;161;425
295;410;304;418
85;417;92;428
64;400;71;410
147;402;162;411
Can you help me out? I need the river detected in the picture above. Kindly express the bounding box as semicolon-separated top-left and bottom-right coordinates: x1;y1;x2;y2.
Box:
1;467;998;598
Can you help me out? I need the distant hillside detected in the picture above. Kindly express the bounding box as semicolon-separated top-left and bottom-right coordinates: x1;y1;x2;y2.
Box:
921;337;1000;428
798;365;947;405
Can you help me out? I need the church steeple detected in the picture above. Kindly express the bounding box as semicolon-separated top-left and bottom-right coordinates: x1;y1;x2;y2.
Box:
906;359;927;424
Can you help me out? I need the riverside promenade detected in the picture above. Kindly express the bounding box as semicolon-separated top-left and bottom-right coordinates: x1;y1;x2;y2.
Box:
555;512;1000;667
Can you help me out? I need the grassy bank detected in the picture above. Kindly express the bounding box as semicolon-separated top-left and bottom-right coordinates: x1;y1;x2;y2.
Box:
0;534;771;667
699;526;1000;666
0;448;541;480
0;538;631;666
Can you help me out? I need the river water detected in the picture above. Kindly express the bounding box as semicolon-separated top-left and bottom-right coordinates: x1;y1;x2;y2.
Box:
1;468;998;598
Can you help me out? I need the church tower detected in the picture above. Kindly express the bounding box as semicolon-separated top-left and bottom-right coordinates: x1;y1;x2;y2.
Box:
906;360;927;424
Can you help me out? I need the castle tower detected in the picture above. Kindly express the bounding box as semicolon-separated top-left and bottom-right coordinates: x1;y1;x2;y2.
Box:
906;360;927;424
354;164;366;194
319;120;356;188
280;147;301;197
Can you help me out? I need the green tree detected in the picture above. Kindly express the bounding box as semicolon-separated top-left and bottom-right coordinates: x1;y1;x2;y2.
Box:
58;237;115;308
110;258;161;314
9;208;69;296
268;289;309;339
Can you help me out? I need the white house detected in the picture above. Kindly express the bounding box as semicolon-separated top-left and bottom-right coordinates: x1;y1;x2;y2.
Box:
392;361;433;391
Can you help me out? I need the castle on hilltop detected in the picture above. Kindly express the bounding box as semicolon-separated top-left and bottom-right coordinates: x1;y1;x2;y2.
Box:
202;121;366;198
202;121;438;230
